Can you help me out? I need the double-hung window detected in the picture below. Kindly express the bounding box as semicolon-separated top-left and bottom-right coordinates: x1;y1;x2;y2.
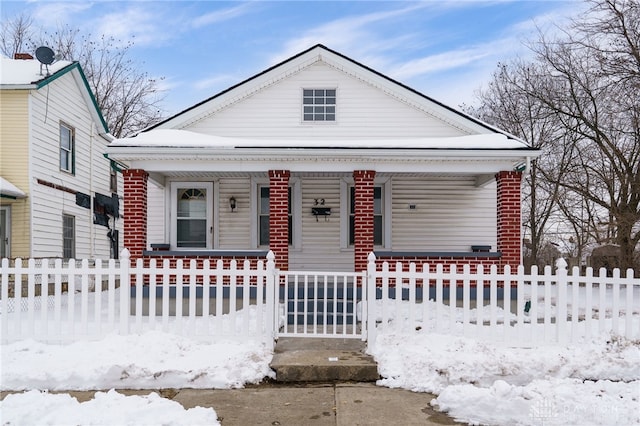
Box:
303;89;336;122
60;123;75;174
170;182;213;249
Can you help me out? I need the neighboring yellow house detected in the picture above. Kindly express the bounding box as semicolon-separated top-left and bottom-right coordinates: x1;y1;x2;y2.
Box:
0;53;121;260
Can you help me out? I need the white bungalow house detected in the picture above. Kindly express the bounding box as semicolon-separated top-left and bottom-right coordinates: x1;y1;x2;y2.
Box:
0;53;121;260
107;45;539;273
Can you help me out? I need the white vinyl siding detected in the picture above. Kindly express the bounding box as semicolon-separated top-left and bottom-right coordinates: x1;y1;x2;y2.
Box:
291;177;351;271
187;62;468;139
27;68;122;259
390;176;497;251
146;183;166;249
217;178;252;249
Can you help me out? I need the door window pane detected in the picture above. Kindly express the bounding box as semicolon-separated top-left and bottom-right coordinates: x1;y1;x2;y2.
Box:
176;188;207;248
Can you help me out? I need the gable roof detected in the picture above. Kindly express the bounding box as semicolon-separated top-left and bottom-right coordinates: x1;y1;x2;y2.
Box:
148;44;518;141
0;56;110;136
108;44;539;178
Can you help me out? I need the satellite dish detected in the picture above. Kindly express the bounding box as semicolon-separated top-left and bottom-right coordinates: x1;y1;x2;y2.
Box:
35;46;55;65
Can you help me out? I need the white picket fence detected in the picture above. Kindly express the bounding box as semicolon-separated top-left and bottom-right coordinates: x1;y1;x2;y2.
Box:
0;249;278;347
366;254;640;347
1;250;639;348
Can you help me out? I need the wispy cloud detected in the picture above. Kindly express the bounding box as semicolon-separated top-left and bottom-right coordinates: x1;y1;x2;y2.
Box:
269;2;432;66
94;7;169;46
31;2;93;28
193;74;237;91
191;3;253;29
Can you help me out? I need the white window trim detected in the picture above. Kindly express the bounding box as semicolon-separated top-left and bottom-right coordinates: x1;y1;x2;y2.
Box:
301;86;338;124
250;177;300;250
169;181;214;250
340;177;391;250
60;122;74;174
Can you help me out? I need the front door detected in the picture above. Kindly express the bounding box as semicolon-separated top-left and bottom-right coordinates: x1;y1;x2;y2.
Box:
0;206;9;258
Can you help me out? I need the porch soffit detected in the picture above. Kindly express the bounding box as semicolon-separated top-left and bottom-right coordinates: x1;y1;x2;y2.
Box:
153;171;487;179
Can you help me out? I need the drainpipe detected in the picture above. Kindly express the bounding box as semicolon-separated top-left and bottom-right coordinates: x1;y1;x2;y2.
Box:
89;124;94;258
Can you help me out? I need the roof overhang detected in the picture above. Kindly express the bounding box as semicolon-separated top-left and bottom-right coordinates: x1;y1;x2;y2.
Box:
106;130;540;178
0;177;27;199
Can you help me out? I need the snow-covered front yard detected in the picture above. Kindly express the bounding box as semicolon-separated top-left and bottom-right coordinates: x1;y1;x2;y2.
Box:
1;326;638;425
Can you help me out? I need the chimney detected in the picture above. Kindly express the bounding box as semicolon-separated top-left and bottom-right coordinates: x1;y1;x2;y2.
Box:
14;53;34;60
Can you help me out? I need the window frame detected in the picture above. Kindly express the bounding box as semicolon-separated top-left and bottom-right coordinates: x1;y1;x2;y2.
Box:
169;181;214;250
59;122;75;174
62;213;75;259
302;88;337;123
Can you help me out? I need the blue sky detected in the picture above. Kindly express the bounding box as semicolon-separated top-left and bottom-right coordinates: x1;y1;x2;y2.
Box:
2;1;585;116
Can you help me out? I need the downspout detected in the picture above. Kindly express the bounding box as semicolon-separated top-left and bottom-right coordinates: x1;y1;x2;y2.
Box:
90;124;94;257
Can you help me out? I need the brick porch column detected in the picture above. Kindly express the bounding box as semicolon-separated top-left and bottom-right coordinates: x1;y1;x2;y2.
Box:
353;170;376;272
123;169;148;260
496;170;522;269
269;170;290;270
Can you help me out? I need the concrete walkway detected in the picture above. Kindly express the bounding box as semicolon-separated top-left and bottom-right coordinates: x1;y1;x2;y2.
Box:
32;384;464;425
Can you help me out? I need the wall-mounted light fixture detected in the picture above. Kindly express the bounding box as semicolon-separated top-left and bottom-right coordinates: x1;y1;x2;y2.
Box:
229;196;237;212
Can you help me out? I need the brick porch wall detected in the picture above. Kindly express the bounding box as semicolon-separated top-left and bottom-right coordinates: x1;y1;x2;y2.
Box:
269;170;290;271
123;169;148;260
353;170;376;272
374;255;501;274
134;254;266;285
496;171;522;269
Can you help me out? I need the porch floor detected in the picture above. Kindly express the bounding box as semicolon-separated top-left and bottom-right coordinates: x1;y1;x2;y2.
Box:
270;337;379;383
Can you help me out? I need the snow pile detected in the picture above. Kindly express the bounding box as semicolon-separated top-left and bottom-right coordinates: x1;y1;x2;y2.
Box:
0;389;219;426
1;331;274;391
371;332;640;425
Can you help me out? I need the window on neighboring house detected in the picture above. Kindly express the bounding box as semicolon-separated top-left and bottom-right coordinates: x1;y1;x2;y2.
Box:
60;123;75;174
109;168;118;194
63;214;75;259
170;182;213;249
349;186;383;246
258;185;293;246
302;89;336;122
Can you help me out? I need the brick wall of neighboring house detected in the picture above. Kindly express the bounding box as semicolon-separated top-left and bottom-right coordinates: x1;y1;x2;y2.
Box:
496;171;522;269
269;170;290;270
353;170;376;272
123;169;148;260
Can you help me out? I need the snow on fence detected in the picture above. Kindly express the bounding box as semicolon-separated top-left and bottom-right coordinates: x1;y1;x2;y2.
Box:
366;254;640;347
0;249;277;347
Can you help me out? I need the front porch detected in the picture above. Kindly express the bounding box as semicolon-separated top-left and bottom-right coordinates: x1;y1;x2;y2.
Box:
121;167;523;273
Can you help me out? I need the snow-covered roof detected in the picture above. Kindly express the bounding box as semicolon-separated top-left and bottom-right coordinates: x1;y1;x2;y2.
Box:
0;56;74;87
0;177;26;199
112;129;531;150
0;56;111;137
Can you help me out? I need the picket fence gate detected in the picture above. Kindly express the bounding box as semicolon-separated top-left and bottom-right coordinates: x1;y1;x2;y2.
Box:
1;250;638;349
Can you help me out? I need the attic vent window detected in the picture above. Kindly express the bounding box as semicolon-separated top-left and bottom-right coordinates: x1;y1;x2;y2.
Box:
303;89;336;122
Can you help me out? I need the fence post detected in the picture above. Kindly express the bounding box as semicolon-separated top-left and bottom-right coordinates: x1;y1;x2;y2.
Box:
555;258;568;344
366;252;377;351
265;250;276;349
119;248;131;335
